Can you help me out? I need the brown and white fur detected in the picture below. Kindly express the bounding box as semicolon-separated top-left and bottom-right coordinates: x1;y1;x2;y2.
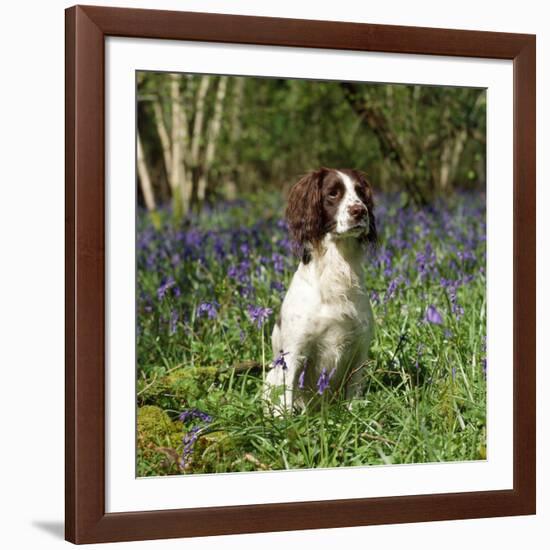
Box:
265;168;377;413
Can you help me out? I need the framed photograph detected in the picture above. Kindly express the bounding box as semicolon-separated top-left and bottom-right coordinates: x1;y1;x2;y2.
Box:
65;5;536;544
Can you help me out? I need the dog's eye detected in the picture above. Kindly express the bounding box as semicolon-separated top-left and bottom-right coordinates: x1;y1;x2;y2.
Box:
328;189;339;198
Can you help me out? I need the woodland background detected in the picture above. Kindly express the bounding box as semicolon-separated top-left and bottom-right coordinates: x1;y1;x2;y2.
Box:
136;73;486;215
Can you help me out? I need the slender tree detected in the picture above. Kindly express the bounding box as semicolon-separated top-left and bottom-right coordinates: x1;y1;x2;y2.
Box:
136;131;157;212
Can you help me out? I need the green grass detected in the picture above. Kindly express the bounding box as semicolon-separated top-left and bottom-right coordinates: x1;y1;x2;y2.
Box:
136;191;486;476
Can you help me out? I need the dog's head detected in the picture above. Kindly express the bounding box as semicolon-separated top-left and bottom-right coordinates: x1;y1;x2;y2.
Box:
285;168;377;259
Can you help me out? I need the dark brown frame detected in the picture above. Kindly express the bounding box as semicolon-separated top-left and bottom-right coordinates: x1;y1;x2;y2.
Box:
65;4;536;544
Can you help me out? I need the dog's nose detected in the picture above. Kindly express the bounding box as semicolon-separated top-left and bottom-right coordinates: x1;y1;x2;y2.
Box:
348;203;367;220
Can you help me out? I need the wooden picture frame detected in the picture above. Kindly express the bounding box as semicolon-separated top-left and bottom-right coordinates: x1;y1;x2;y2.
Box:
65;4;536;544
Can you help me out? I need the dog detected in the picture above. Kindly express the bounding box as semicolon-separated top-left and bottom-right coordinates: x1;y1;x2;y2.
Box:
265;168;377;413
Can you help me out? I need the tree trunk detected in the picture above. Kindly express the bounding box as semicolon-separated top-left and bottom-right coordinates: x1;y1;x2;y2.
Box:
151;99;172;184
190;76;211;167
169;74;186;219
136;132;156;212
226;78;245;196
340;82;428;205
197;76;228;203
449;129;467;186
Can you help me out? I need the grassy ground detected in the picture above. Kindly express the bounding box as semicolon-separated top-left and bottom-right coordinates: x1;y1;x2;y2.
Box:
136;191;487;476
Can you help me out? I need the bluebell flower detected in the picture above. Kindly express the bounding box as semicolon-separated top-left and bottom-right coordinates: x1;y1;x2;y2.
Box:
317;367;336;395
272;253;285;274
179;408;213;424
298;360;308;389
273;350;288;370
197;301;219;320
425;305;443;325
228;260;251;284
385;276;401;303
157;276;176;301
247;305;272;329
180;426;201;469
178;408;213;470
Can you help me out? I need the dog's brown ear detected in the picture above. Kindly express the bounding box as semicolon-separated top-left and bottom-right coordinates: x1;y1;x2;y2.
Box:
285;169;326;254
352;169;378;246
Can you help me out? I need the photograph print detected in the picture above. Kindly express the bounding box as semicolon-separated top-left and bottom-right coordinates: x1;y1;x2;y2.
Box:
136;71;487;476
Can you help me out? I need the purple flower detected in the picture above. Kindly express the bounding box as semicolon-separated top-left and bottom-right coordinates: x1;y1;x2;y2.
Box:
425;305;443;325
416;243;436;279
317;367;336;395
228;261;251;284
157;276;176;301
197;301;219;320
272;253;285;274
179;408;213;424
178;408;213;469
443;280;464;320
298;359;308;389
273;350;289;370
385;276;402;303
270;281;285;293
180;426;201;469
247;305;272;329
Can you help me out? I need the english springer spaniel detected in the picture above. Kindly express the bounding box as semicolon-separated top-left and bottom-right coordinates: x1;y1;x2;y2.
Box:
265;168;377;413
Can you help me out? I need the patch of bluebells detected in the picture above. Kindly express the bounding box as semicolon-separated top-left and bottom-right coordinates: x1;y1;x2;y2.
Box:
228;260;251;284
362;192;486;329
416;242;437;280
137;191;486;385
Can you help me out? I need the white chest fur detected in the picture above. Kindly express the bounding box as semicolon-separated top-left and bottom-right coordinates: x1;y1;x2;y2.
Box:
268;236;375;409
